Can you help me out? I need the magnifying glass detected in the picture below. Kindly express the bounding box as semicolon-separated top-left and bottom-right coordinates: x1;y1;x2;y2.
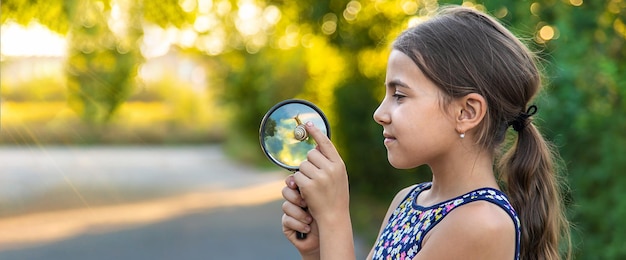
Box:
259;99;331;239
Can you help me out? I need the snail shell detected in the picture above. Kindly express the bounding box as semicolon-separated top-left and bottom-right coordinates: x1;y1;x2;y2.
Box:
294;124;308;141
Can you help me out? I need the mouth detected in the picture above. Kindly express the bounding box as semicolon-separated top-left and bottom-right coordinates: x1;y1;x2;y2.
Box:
383;132;396;144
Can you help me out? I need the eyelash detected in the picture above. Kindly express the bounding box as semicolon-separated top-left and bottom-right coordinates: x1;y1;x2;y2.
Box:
392;93;406;101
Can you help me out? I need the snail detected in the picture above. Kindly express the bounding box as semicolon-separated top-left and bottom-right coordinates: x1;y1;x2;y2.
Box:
293;115;308;141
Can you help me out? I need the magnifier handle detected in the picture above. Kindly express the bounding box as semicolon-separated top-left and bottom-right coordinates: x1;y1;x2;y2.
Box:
296;219;307;240
296;187;308;240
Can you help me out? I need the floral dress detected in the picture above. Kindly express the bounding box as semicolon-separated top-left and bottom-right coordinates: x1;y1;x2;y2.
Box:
371;182;520;260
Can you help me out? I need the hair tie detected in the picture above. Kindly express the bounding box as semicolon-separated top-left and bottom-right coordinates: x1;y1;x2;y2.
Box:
508;105;537;132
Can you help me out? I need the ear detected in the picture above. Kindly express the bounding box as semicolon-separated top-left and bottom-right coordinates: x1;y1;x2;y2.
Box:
454;93;487;135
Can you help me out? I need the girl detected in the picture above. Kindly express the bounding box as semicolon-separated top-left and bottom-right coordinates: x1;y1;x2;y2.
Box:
281;6;570;260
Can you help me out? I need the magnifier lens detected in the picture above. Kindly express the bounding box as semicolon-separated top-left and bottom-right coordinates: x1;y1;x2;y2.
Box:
259;99;330;171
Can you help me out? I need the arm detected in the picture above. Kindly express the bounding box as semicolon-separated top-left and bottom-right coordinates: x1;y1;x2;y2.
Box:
293;122;355;260
316;205;354;260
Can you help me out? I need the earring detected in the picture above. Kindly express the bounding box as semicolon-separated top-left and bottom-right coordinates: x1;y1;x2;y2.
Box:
460;133;465;139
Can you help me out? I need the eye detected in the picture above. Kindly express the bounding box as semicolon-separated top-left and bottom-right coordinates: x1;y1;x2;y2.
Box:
392;93;406;101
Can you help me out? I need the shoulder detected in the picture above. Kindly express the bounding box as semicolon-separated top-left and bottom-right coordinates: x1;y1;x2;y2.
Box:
415;200;516;259
450;200;516;236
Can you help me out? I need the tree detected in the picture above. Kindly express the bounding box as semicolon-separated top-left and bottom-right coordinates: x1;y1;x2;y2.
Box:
1;0;193;123
64;0;143;123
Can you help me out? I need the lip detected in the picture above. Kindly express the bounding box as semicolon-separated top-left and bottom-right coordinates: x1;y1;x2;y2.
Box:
383;132;396;144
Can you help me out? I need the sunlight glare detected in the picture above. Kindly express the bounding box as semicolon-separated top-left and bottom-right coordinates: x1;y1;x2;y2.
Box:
108;1;129;38
198;0;214;14
216;0;232;16
179;28;199;48
141;25;176;58
179;0;197;13
263;5;281;25
236;0;262;36
0;22;66;57
408;16;427;28
198;30;226;55
194;14;215;33
0;180;285;250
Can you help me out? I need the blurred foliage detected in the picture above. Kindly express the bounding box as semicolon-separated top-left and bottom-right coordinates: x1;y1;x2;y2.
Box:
0;0;71;33
0;73;227;144
2;0;143;123
0;76;67;102
2;0;625;258
65;0;143;123
533;1;626;258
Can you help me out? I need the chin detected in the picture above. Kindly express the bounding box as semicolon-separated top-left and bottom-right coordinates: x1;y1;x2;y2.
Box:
387;153;423;170
387;156;417;170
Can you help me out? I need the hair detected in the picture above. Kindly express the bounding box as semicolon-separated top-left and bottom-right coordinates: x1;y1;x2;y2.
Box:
392;6;571;260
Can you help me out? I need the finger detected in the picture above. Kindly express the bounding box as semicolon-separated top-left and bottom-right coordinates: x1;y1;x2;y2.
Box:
293;171;309;184
284;175;298;189
282;213;311;234
293;171;311;197
305;149;327;170
294;169;312;181
299;160;320;178
282;185;307;208
282;200;312;224
305;122;340;162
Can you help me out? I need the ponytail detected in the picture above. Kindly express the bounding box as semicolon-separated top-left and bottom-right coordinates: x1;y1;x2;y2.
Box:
498;122;571;260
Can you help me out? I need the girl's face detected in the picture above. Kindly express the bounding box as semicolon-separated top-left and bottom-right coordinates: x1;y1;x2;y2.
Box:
373;50;457;169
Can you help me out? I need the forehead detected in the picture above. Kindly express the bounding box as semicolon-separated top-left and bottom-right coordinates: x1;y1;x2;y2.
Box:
387;50;421;80
385;50;424;84
387;50;417;70
385;49;443;97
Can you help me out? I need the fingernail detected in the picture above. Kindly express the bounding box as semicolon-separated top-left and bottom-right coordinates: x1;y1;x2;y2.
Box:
306;121;313;127
304;225;311;232
305;216;312;223
289;180;295;187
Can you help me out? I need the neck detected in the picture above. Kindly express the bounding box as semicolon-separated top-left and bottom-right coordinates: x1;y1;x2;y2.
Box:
425;142;498;203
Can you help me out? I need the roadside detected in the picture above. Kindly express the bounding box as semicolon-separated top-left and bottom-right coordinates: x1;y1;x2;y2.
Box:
0;145;281;216
0;145;368;259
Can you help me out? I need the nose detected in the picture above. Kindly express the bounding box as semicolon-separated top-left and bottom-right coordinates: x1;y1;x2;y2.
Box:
373;101;390;125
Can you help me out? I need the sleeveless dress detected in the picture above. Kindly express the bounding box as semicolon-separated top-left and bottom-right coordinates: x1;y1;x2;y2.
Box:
371;182;521;260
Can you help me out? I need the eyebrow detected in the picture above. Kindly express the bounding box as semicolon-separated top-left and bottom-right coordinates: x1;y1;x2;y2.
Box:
386;79;410;89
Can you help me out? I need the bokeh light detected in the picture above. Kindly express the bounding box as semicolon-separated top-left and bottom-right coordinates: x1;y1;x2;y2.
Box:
569;0;583;6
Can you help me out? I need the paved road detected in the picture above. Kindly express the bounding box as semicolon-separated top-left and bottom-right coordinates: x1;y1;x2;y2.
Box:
0;145;368;259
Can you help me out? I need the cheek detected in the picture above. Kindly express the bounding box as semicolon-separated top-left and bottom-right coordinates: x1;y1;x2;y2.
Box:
398;108;454;149
396;108;429;134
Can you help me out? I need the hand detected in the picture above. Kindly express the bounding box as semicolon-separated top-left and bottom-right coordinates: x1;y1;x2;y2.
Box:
281;175;320;257
293;121;350;225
